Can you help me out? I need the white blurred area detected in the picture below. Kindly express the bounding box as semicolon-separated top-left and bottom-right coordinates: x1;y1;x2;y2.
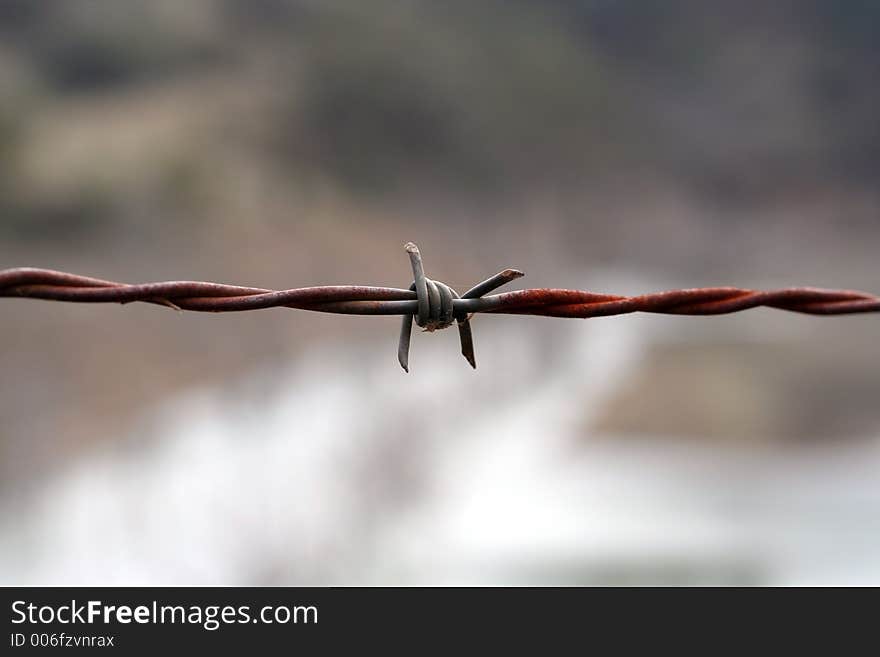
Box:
3;275;879;587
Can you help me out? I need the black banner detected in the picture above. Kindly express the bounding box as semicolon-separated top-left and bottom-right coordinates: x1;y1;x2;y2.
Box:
2;586;844;650
0;587;676;650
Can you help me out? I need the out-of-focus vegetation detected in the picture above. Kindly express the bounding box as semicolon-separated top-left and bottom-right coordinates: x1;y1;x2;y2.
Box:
1;0;878;243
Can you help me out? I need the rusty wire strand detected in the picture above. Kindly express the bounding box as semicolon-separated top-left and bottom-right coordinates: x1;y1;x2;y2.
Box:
2;242;879;370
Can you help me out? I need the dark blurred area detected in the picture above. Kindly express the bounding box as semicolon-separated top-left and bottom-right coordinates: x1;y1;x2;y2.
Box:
1;1;878;585
2;1;879;247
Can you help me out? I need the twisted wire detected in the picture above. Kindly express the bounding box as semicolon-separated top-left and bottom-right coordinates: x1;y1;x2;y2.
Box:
3;267;877;316
2;242;878;370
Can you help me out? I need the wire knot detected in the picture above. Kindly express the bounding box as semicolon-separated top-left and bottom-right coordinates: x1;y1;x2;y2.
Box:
397;242;523;372
406;245;459;332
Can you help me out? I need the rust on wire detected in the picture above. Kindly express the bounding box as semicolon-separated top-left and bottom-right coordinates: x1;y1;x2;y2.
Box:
2;242;879;371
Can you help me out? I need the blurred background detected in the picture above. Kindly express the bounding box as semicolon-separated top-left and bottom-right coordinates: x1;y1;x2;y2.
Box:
1;0;879;585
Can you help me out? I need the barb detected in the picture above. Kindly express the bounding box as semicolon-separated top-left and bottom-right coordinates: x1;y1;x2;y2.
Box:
2;243;878;370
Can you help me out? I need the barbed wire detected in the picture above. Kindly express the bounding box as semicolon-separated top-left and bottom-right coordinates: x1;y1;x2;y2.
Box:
2;242;878;370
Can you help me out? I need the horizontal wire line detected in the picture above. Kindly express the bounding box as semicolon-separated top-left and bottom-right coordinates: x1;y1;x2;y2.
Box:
2;267;879;317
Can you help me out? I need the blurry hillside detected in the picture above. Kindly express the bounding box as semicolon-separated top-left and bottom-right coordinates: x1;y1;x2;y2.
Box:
1;0;879;489
2;1;878;258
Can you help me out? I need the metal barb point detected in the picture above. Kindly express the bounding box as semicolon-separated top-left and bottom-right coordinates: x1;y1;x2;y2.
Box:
397;242;523;372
